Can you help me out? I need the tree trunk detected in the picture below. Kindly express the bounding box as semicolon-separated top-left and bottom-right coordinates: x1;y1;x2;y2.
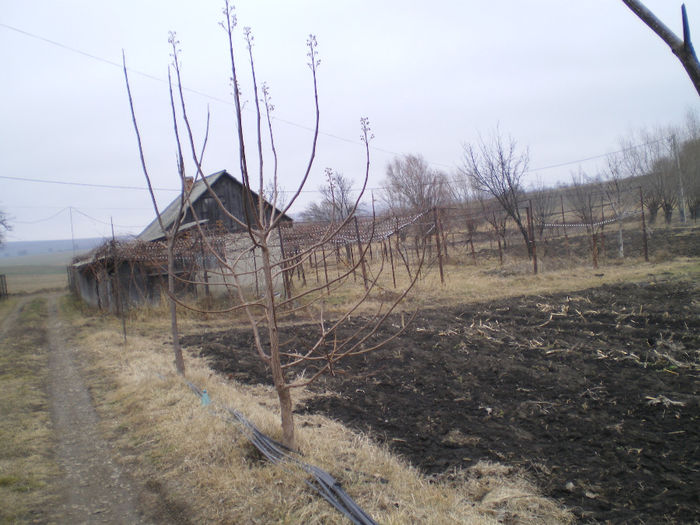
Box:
664;207;673;224
622;0;700;96
617;218;625;258
167;239;185;376
648;207;658;224
261;242;295;449
517;222;532;258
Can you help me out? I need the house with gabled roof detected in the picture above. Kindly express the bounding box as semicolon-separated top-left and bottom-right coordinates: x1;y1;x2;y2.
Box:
138;169;292;242
69;170;292;310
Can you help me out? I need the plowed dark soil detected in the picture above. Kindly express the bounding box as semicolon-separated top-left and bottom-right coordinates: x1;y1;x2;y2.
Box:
183;278;700;523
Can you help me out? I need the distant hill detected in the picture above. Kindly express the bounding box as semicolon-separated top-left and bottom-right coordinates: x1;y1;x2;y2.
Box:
0;237;107;259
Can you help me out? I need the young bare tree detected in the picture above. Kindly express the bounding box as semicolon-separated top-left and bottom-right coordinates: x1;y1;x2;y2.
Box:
125;2;421;449
621;0;700;96
123;33;210;376
301;169;364;222
461;130;532;256
382;154;451;214
0;209;10;247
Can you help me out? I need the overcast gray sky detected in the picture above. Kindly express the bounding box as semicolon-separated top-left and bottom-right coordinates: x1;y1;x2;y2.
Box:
1;1;698;242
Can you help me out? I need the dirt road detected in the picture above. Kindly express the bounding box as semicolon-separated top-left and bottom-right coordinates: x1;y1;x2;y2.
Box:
45;294;148;524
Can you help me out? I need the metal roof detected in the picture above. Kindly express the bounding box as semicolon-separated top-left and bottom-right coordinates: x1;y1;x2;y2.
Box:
137;171;227;242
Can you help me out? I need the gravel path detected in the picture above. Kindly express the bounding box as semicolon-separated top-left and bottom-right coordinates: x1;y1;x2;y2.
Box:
46;294;149;524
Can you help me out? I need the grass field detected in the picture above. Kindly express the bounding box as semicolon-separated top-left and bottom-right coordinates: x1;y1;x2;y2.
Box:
0;251;71;293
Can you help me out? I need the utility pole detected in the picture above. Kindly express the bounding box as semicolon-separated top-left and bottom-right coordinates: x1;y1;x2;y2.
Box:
69;207;76;256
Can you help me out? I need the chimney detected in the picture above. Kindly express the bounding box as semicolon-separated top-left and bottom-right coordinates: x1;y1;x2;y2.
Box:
184;176;194;192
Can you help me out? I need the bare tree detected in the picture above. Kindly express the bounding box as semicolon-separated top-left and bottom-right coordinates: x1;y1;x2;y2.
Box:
528;178;557;240
123;32;211;376
461;130;532;256
568;170;604;267
652;155;679;224
125;2;421;449
621;0;700;96
383;154;451;214
680;112;700;220
603;152;634;257
619;129;678;224
301;169;363;222
0;209;10;247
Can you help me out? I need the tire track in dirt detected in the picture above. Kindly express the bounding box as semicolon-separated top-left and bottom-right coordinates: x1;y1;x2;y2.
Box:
0;296;28;337
46;294;149;524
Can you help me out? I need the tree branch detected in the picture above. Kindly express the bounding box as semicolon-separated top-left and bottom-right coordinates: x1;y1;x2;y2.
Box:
621;0;700;95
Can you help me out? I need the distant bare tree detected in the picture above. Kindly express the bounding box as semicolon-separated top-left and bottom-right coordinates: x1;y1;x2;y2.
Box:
528;178;557;240
383;154;451;214
619;129;677;224
448;171;474;205
621;0;700;96
652;155;679;224
0;209;10;247
568;170;600;228
301;169;363;222
603;153;634;257
680;112;700;219
461;130;532;256
569;170;604;267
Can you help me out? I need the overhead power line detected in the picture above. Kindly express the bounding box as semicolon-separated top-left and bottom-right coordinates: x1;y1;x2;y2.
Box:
0;130;671;197
0;174;179;192
0;21;418;165
0;22;677;200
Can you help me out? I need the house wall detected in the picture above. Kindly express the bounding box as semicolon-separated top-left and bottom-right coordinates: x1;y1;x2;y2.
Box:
69;266;100;308
69;261;166;312
195;230;287;298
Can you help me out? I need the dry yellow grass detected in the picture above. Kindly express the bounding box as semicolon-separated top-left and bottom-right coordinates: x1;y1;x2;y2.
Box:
55;230;698;523
67;298;574;524
292;249;700;321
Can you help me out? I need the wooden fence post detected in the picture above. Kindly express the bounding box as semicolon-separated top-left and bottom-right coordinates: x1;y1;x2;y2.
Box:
321;244;330;294
387;238;397;289
277;225;292;299
354;216;369;290
313;250;320;284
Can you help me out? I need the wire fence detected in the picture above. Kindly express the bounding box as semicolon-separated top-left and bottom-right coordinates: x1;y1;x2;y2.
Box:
69;183;698;312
